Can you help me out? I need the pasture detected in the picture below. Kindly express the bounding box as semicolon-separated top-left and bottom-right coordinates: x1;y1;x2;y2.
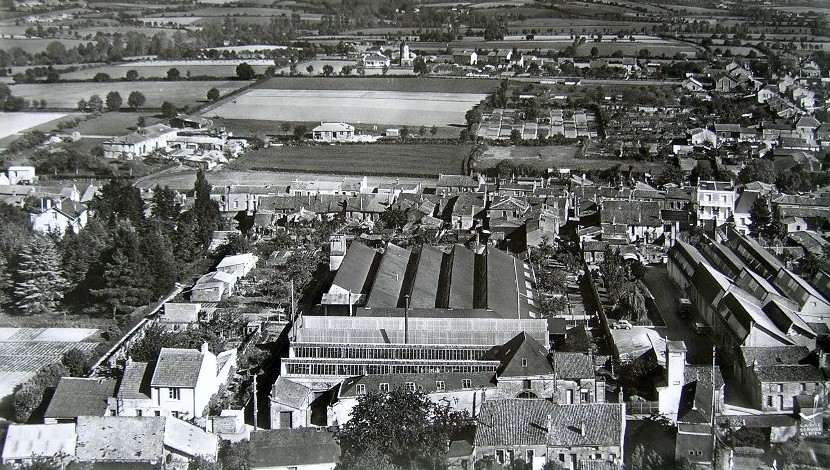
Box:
58;59;274;80
207;89;486;127
474;146;668;173
256;76;498;94
0;38;87;54
0;112;68;139
230;143;471;177
10;80;248;109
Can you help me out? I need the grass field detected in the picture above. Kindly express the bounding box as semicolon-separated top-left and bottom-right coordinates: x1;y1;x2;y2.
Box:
0;112;68;139
59;60;274;80
0;38;87;54
475;146;668;173
229;143;472;176
256;76;499;93
10;80;249;109
207;88;486;126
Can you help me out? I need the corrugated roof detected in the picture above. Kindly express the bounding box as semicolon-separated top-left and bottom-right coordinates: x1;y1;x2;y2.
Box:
44;377;116;420
448;244;475;309
330;242;378;295
338;372;494;397
367;243;411;308
250;429;340;468
150;348;205;388
409;245;445;309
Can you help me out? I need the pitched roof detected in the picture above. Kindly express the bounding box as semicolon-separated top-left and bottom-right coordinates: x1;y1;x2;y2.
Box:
475;400;624;448
160;302;200;324
117;361;151;400
312;122;355;133
270;376;311;409
480;332;552;377
755;364;824;382
338;372;495;397
75;416;165;462
330;242;378;295
44;377;116;420
2;423;76;461
554;353;594;379
741;345;809;366
163;417;219;460
250;429;340;468
150;348;206;388
367;243;411;308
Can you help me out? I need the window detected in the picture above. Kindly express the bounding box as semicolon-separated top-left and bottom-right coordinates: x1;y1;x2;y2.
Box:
523;379;531;389
800;383;807;392
168;388;180;400
356;384;366;396
526;450;534;464
171;411;180;419
581;391;589;402
495;450;505;465
405;382;416;393
379;383;390;393
766;396;773;407
436;381;445;392
462;379;472;389
776;383;783;393
136;410;143;417
521;358;528;367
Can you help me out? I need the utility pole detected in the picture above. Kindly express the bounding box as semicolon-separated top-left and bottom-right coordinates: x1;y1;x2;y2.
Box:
252;373;258;431
404;294;410;344
711;345;717;469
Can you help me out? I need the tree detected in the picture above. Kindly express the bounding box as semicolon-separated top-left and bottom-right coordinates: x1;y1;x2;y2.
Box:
306;64;314;74
193;169;223;250
590;46;599;58
87;94;104;113
219;439;250;470
89;219;154;315
737;158;775;184
161;101;177;118
293;124;308;140
206;87;220;102
61;349;89;377
413;57;428;75
748;195;778;241
341;65;353;76
77;99;87;111
323;64;334;76
236;62;255;80
338;388;469;470
13;236;68;315
92;72;111;82
105;91;122;112
629;443;664;470
127;91;146;110
166;67;180;80
430;126;438;136
125;69;139;81
45;66;59;83
654;166;683;187
689;160;713;185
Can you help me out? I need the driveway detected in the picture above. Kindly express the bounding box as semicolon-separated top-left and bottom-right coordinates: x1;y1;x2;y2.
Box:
641;265;716;365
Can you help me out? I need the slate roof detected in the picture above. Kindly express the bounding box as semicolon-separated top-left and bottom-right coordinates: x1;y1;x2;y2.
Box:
474;400;623;448
250;429;340;468
117;361;151;400
330;242;378;295
437;174;478;189
554;353;594;379
735;190;760;214
312;122;355;133
150;348;205;388
409;244;445;308
677;380;712;424
741;345;809;367
367;242;411;308
600;200;661;227
75;416;165;462
44;377;116;420
754;365;824;382
270;376;311;409
480;332;552;377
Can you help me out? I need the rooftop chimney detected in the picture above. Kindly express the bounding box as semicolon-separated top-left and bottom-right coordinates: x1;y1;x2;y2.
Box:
579;419;586;436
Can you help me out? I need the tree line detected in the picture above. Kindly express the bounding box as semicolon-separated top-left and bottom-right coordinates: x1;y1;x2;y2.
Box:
0;169;223;318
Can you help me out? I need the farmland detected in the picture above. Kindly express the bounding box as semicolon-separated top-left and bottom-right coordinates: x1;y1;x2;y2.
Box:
207;89;487;127
256;77;499;94
229;143;472;177
0;112;68;140
474;146;669;173
58;60;275;80
9;80;249;109
0;38;87;54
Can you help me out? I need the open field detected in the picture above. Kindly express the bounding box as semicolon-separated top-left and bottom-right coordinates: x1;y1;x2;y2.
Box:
10;80;249;109
256;76;499;93
0;112;68;139
63;112;164;137
207;89;486;126
474;146;669;173
58;59;274;80
0;327;99;419
0;38;87;54
229;143;471;176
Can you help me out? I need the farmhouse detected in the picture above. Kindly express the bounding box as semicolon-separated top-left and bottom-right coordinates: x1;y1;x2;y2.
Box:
103;124;178;160
359;52;390;69
312;122;356;142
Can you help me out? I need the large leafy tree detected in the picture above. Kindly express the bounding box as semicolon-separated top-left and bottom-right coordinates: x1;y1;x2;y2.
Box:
737;158;775;184
13;236;69;315
338;388;469;470
91;178;145;225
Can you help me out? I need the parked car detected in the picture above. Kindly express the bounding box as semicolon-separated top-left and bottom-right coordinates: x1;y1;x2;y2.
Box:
694;322;708;335
611;320;633;330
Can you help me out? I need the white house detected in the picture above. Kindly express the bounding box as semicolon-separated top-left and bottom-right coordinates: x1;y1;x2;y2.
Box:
696;180;736;226
29;198;88;237
453;50;478;66
359;52;390;69
7;166;36;185
103;124;178;160
216;252;259;279
689;127;718;148
311;122;356;142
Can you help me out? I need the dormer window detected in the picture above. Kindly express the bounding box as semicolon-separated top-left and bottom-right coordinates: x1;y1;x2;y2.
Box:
521;358;528;367
356;384;366;395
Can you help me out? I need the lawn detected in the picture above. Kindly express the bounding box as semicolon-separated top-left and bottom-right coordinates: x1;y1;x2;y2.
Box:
9;80;249;109
207;88;487;126
475;145;668;173
229;143;472;177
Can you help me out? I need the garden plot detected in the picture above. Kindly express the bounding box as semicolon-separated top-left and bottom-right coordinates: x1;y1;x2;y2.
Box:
206;89;487;127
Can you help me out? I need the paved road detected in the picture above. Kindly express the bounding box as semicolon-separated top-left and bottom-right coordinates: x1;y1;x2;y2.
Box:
641;265;715;365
